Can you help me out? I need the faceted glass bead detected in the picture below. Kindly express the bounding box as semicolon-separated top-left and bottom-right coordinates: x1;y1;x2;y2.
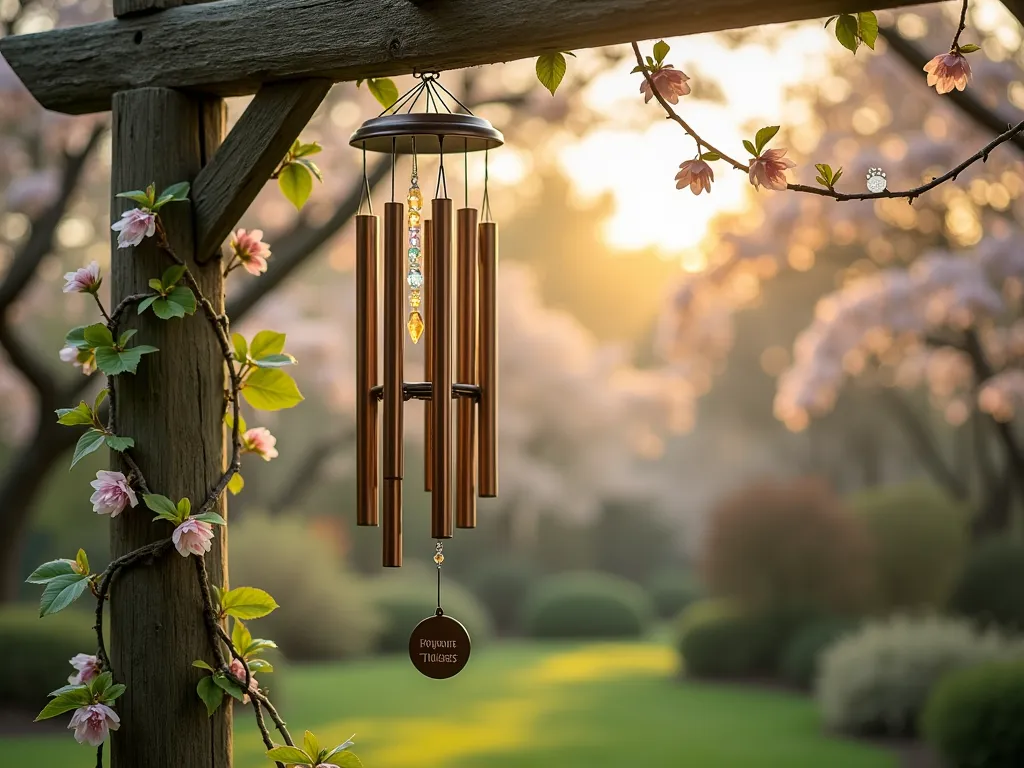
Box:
408;271;424;289
407;187;423;211
409;227;420;239
410;234;421;248
408;247;421;259
408;210;421;227
409;289;421;308
433;552;444;564
408;311;424;344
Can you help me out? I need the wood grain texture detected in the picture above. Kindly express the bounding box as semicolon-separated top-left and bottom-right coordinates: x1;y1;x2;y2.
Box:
114;0;210;19
192;79;331;261
109;87;230;768
2;0;939;114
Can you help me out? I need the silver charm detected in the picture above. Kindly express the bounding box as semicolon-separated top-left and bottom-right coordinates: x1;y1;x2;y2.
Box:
866;167;887;193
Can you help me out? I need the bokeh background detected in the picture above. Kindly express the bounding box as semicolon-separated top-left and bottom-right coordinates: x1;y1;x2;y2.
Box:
1;1;1024;766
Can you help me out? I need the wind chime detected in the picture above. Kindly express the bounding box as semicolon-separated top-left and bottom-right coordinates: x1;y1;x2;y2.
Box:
350;73;502;678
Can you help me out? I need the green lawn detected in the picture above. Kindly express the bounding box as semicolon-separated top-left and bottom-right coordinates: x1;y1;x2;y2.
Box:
1;641;895;768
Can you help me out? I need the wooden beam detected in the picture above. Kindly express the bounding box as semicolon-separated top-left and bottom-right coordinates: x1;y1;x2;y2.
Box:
192;78;331;260
109;87;230;768
114;0;211;16
0;0;939;115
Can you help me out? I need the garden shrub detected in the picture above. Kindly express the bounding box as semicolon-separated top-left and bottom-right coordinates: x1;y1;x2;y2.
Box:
703;477;874;614
849;483;969;612
816;615;1021;737
466;556;539;635
521;571;654;639
679;603;810;679
646;567;702;620
922;658;1024;768
0;606;96;711
948;538;1024;632
780;617;858;690
229;513;380;661
367;566;493;653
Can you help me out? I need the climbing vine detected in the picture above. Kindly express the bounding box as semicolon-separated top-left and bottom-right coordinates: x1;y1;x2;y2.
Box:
30;166;359;767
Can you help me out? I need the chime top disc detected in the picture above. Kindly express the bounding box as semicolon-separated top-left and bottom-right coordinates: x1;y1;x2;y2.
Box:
349;113;504;155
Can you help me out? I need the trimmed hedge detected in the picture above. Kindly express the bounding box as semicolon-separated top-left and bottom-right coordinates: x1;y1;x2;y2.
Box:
0;606;96;712
922;658;1024;768
780;617;858;690
467;557;539;635
816;616;1021;737
948;539;1024;632
522;572;653;639
646;568;702;620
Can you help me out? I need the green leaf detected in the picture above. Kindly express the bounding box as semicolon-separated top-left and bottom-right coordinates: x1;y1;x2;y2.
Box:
71;429;106;469
244;638;279;657
959;43;981;53
105;435;135;453
304;732;321;764
89;672;112;697
94;388;109;414
242;368;304;412
197;675;224;717
535;52;567;96
56;401;93;427
700;152;721;162
191;512;226;526
95;344;159;375
297;158;324;183
213;672;245;701
35;688;92;721
247;659;274;673
168;285;197;315
652;40;670;65
100;683;126;704
39;573;89;617
161;264;187;288
176;497;192;520
144;494;180;522
75;548;89;576
253;353;296;369
151;297;187;320
232;619;253;653
65;326;90;350
629;64;647;74
224;410;248;435
118;329;137;347
26;559;76;584
824;15;839;27
228;473;245;496
159;181;191;202
221;587;279;620
857;11;878;50
48;683;86;698
266;746;314;765
365;77;399;108
742;139;757;157
192;659;215;671
249;330;286;359
754;125;780;155
293;142;322;158
329;753;363;768
232;333;248;362
148;278;164;292
83;324;114;349
832;168;843;185
115;190;151;206
279;163;314;210
137;295;158;314
835;14;860;54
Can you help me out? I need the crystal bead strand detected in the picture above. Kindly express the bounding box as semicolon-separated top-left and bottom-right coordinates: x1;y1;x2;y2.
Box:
406;153;424;343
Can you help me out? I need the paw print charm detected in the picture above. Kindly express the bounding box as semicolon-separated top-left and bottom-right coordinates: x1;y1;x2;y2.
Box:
866;167;887;193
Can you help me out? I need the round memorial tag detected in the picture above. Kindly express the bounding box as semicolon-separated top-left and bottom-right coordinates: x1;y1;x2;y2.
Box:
408;613;471;679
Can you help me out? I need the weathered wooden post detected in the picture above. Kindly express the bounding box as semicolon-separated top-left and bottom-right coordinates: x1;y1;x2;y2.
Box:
108;5;230;768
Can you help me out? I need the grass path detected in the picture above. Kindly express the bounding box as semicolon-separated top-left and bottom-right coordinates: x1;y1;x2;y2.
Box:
1;641;895;768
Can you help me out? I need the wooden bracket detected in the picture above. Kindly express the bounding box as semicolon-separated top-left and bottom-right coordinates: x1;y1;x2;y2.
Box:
191;78;332;262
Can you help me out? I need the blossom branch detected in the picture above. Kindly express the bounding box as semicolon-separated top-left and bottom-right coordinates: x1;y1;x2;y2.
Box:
951;0;970;50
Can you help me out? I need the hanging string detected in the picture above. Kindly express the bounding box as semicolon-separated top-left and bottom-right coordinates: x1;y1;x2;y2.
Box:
358;144;374;215
435;136;448;199
481;148;493;221
435;541;444;616
412;136;418;182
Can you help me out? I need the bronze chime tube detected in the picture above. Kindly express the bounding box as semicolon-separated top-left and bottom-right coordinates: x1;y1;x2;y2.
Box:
478;221;499;497
382;201;404;566
430;198;453;538
456;207;479;527
355;214;379;526
422;218;434;493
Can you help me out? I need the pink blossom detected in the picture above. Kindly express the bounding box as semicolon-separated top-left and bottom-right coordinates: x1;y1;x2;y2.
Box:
748;148;796;191
68;653;101;685
242;427;278;461
60;346;96;375
228;658;259;704
230;229;271;276
62;261;101;294
68;703;119;747
675;158;714;195
172;518;214;558
89;471;138;518
640;65;691;104
924;51;971;94
110;208;156;249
